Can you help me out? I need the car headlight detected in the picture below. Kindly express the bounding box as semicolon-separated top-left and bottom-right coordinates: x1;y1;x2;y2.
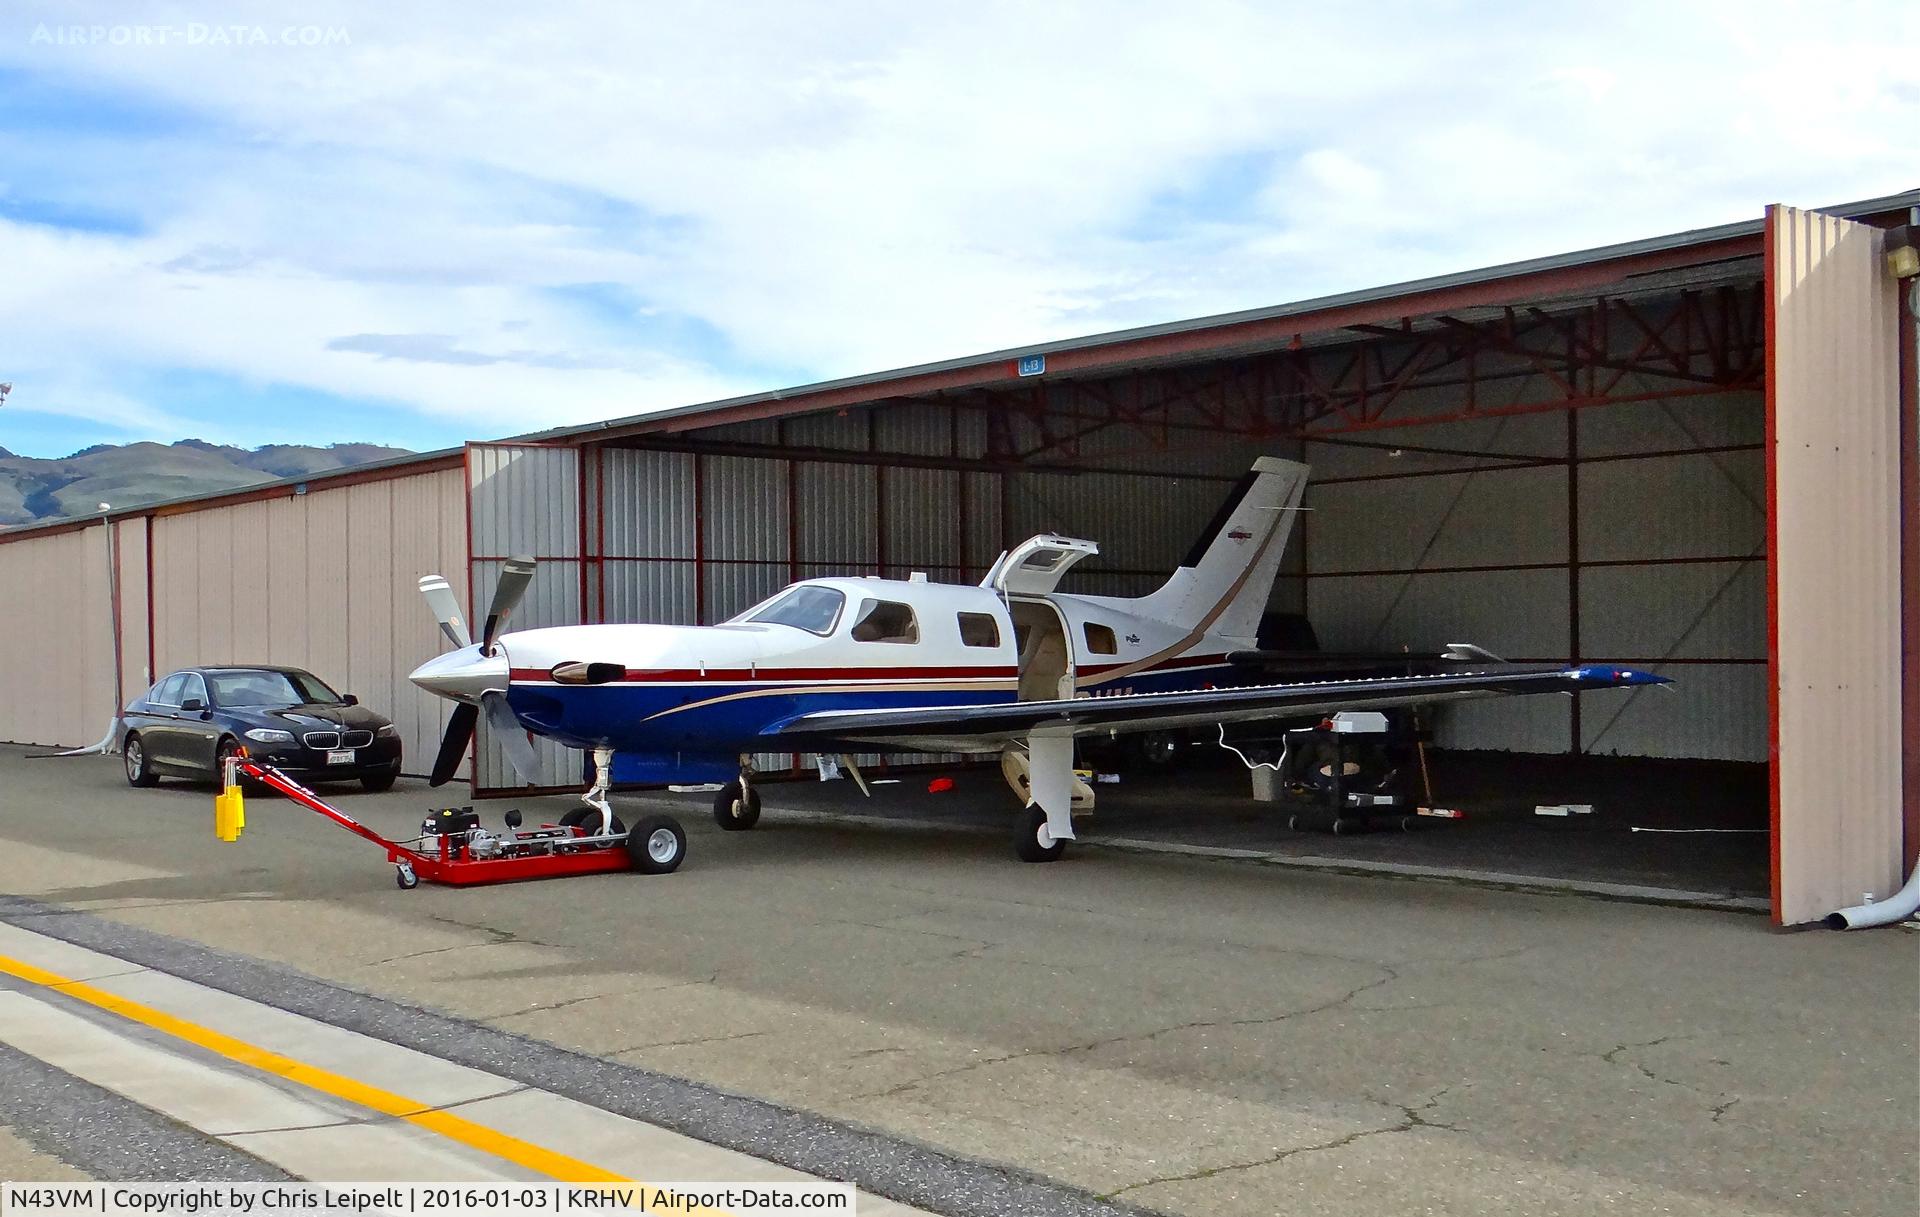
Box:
375;724;399;739
244;728;296;745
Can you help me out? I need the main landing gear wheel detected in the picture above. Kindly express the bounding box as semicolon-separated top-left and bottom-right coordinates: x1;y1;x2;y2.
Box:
124;734;157;788
1014;807;1067;864
713;781;762;830
627;815;687;874
560;807;627;836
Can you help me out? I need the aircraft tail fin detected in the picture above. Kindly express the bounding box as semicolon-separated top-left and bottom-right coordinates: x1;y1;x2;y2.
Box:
1130;457;1309;642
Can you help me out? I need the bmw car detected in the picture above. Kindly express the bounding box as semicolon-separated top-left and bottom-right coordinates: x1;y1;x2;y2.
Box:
120;666;403;791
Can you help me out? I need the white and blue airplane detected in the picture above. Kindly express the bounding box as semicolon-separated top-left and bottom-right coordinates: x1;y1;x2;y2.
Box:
409;457;1665;861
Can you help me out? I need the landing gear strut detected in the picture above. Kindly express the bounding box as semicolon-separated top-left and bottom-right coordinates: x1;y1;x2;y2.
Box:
714;755;762;830
581;747;620;835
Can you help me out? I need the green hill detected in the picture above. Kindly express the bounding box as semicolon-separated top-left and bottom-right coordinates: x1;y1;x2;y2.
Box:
0;441;414;527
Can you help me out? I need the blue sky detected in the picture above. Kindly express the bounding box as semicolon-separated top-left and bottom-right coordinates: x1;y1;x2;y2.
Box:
1;1;1915;459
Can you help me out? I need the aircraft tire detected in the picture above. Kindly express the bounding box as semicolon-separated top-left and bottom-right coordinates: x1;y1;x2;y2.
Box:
1014;807;1066;863
560;806;628;837
713;781;762;830
628;815;687;874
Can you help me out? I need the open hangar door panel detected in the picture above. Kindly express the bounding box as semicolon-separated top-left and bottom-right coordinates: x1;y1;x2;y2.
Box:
1767;206;1905;925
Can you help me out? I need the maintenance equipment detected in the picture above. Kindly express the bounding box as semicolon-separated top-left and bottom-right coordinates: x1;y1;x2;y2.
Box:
216;752;687;888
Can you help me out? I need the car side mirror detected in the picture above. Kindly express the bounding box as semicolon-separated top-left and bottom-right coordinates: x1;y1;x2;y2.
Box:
180;697;206;713
342;694;359;706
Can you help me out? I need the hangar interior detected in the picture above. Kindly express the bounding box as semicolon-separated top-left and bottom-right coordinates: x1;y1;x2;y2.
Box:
1;193;1912;925
474;247;1771;783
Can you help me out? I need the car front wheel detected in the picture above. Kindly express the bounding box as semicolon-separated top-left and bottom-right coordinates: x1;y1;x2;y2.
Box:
124;734;158;787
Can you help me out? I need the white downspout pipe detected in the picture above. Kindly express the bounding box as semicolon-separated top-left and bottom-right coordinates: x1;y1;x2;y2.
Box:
1825;862;1920;930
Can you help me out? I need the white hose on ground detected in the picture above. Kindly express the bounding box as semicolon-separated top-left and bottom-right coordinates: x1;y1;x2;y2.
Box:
1825;861;1920;930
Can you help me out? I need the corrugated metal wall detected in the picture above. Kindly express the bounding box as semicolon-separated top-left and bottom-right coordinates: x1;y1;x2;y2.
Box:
0;522;125;747
468;444;582;790
1306;387;1767;760
136;467;468;772
1768;206;1905;924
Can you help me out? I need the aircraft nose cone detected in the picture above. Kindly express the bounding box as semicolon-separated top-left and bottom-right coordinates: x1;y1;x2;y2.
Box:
409;646;510;703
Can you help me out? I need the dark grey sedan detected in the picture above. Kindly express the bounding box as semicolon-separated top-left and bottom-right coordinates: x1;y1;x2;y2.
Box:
120;666;403;790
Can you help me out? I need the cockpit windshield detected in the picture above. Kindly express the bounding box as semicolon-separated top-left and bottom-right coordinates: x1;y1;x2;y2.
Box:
740;585;846;636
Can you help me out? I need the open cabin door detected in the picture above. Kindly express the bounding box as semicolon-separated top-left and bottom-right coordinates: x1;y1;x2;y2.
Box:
983;535;1099;597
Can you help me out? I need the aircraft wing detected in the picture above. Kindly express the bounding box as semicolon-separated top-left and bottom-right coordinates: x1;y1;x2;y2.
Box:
766;665;1668;753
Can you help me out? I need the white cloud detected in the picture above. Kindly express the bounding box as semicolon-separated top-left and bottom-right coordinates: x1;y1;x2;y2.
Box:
0;0;1914;448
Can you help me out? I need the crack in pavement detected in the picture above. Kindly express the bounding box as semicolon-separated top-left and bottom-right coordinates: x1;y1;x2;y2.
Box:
853;965;1402;1101
1591;1034;1744;1126
486;974;725;1023
1102;1087;1460;1200
1600;1035;1698;1092
612;1030;770;1055
823;916;995;950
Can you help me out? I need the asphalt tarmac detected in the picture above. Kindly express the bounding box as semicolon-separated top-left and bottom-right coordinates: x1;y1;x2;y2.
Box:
0;745;1912;1216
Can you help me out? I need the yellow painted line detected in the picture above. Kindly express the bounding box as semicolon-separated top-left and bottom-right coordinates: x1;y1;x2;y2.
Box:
0;952;729;1213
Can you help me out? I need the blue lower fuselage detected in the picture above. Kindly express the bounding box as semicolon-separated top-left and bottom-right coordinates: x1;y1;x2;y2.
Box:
505;660;1235;757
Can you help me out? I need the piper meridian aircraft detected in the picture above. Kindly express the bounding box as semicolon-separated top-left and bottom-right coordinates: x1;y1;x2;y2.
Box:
408;457;1665;862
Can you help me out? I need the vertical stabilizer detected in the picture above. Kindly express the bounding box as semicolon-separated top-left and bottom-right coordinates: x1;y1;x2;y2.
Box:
1130;457;1308;641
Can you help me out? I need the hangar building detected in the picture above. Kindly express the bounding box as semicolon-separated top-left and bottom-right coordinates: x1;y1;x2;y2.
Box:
2;195;1914;926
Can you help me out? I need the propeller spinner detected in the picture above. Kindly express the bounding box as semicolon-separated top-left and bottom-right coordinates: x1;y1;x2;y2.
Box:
411;558;540;787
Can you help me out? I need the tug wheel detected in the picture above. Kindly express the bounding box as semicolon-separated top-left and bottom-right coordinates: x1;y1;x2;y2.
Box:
560;807;627;837
124;733;158;788
395;864;418;890
1013;807;1067;863
628;815;687;874
713;781;762;830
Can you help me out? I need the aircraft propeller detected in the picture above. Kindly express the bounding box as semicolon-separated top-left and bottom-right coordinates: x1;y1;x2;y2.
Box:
416;557;541;787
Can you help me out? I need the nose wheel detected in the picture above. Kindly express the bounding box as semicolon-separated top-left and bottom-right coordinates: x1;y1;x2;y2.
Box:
714;779;762;830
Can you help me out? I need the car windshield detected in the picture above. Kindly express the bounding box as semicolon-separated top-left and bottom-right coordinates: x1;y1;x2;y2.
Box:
207;670;343;707
739;585;846;635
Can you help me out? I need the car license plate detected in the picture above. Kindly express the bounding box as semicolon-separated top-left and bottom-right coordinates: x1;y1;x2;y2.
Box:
326;749;356;766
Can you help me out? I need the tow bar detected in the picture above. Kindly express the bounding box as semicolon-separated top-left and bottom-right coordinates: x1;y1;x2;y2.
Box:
216;752;687;888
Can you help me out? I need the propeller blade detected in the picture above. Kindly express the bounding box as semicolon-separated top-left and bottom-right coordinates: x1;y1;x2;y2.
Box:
418;575;472;649
481;557;536;651
429;701;479;788
482;689;540;785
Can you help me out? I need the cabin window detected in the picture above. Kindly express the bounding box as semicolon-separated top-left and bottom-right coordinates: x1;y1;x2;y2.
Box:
957;612;1001;648
1083;623;1118;655
850;598;919;644
745;585;846;636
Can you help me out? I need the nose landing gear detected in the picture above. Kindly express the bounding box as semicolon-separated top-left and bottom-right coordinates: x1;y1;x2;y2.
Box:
714;755;763;830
